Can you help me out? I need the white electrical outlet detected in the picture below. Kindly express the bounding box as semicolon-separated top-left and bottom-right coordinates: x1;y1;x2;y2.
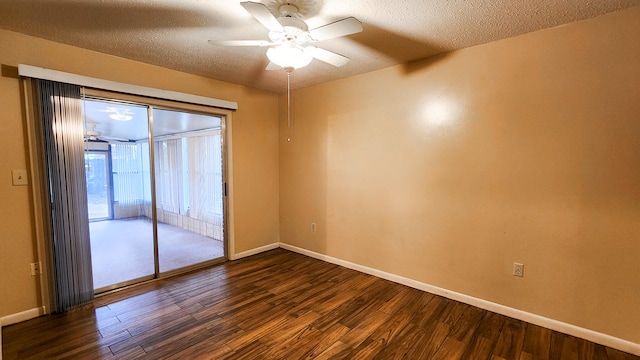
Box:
30;262;40;276
513;262;524;277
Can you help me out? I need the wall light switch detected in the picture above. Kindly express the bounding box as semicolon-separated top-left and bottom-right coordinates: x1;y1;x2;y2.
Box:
12;170;29;186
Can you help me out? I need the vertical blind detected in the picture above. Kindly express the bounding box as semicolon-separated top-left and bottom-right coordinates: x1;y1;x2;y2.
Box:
154;139;183;214
151;133;223;223
188;134;223;222
111;142;145;215
110;132;223;226
38;79;94;311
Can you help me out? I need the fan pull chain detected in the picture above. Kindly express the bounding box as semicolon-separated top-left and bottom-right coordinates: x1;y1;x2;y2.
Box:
287;69;291;130
286;67;293;142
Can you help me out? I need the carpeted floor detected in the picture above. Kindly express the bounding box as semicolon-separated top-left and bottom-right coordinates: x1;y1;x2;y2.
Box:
89;218;224;290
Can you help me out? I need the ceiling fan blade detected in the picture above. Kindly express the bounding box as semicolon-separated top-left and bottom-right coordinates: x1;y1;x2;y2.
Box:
265;61;282;71
101;135;130;143
306;46;350;67
240;1;284;32
208;39;274;47
308;17;363;41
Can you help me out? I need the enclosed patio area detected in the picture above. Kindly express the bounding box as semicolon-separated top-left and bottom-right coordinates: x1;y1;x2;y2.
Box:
90;218;225;290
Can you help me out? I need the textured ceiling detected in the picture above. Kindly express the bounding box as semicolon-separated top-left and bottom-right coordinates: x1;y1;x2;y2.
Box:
1;0;639;93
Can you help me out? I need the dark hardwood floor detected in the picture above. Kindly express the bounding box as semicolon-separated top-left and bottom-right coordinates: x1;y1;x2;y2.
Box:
3;248;638;359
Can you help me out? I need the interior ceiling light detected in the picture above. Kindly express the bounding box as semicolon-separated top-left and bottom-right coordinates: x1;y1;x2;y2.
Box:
265;11;313;69
208;1;363;141
109;113;133;121
266;43;313;69
101;107;134;121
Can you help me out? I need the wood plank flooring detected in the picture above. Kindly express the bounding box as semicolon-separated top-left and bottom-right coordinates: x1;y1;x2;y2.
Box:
3;248;638;359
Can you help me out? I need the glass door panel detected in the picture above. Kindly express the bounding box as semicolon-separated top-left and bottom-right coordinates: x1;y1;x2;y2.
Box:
83;99;156;292
85;152;111;221
152;108;225;273
82;93;227;292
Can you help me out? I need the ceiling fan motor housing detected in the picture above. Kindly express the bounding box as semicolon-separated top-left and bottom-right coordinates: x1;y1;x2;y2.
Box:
270;17;309;42
278;3;300;17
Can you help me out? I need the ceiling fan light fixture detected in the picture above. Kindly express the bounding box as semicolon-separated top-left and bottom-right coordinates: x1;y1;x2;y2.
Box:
266;43;313;69
212;2;362;72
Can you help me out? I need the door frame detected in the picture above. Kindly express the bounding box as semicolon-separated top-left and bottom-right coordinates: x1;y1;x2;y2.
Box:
84;149;113;222
84;89;232;291
23;82;235;312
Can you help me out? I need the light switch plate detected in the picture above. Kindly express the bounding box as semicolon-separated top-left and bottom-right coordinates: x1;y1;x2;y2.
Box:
12;170;28;186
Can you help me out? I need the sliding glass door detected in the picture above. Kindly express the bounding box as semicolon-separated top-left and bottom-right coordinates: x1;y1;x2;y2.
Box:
153;108;226;273
83;95;226;292
84;100;156;291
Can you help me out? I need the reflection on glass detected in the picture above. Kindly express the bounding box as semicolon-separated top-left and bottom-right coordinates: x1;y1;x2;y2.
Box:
83;99;155;291
82;98;226;290
153;108;225;273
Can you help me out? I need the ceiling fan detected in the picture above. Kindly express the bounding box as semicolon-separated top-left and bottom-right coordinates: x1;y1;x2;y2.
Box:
209;1;363;70
84;122;129;143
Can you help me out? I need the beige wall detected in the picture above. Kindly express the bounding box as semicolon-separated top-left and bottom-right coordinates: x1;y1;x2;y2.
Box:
280;7;640;343
2;5;639;347
0;29;279;318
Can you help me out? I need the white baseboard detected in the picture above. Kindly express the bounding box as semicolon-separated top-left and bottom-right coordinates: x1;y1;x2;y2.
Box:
1;307;46;359
2;246;637;357
1;307;46;327
230;242;280;260
279;242;640;357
